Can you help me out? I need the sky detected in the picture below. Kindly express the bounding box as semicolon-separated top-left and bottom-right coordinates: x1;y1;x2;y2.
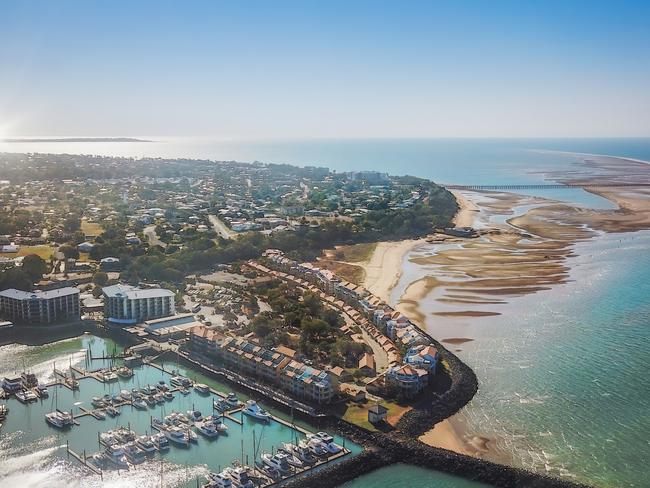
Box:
0;0;649;139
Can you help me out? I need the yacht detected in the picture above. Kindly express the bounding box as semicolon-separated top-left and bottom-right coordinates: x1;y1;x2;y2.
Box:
114;426;136;443
261;452;291;475
213;398;229;412
225;393;240;408
1;377;23;393
165;426;190;446
116;366;134;378
132;398;147;410
277;447;305;468
94;409;107;420
163;391;174;401
187;409;203;422
306;438;329;457
106;406;120;417
21;372;39;389
120;389;132;401
0;405;8;421
309;432;342;454
153;393;165;404
16;389;38;403
104;444;129;469
102;370;119;382
208;415;228;433
257;462;281;481
170;374;192;388
206;471;233;488
223;466;254;488
179;386;191;395
144;395;157;407
194;383;210;394
152;432;170;451
112;393;123;404
284;442;316;465
142;385;157;396
45;410;74;429
89;453;110;469
100;431;118;447
195;420;219;438
91;396;106;408
123;442;147;464
157;380;169;391
37;385;49;398
242;400;271;422
135;435;157;454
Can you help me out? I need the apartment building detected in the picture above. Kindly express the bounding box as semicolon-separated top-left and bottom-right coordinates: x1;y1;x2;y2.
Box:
0;287;80;324
102;284;175;324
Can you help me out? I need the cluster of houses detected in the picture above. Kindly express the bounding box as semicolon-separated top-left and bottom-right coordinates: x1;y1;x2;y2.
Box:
260;249;439;399
189;326;337;404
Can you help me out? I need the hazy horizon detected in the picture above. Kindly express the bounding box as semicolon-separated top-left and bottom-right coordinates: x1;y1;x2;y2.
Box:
1;1;650;139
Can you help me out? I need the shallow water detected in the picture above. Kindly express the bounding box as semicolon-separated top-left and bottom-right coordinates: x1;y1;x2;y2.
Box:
342;464;491;488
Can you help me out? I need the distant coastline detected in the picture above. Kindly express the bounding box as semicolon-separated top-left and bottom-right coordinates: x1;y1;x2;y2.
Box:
1;137;153;143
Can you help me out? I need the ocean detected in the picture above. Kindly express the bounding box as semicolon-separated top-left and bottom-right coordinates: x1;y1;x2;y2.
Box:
1;137;649;487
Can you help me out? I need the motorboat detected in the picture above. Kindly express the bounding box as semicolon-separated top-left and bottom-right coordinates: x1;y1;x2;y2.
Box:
102;370;119;382
16;389;38;403
179;386;191;395
195;420;219;438
208;415;228;433
170;374;192;387
21;372;39;389
135;435;157;454
112;393;123;404
165;426;190;446
104;444;129;469
152;432;170;451
277;447;305;468
261;452;291;475
187;409;203;422
0;405;8;421
223;466;254;488
89;453;110;469
45;410;74;429
256;462;281;481
141;385;157;396
120;389;132;401
91;396;106;408
144;395;157;407
157;380;169;391
306;438;329;457
132;398;147;410
123;442;146;464
114;426;136;443
1;377;23;393
194;383;210;395
225;393;240;408
206;471;233;488
100;432;118;447
241;400;271;422
37;385;49;398
106;406;120;417
116;366;134;378
213;399;229;412
94;409;107;420
206;470;233;488
153;393;165;404
163;391;174;401
284;442;317;465
309;432;342;454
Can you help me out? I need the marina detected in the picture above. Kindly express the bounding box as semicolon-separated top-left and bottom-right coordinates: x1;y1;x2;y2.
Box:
0;335;358;487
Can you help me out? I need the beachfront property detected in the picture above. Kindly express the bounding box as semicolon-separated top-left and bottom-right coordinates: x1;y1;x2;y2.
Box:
189;326;338;404
102;284;175;325
143;313;202;340
260;249;437;398
0;287;80;324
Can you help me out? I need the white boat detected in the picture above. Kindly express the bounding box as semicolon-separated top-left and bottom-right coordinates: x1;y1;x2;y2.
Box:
179;386;191;395
37;385;49;398
165;426;190;446
91;396;105;408
144;395;156;407
89;453;110;469
123;442;146;464
1;377;22;393
45;410;74;429
170;375;192;387
104;444;129;469
152;432;170;451
102;370;119;382
135;435;157;453
187;409;203;422
100;432;118;447
195;420;219;438
114;426;136;443
194;383;210;394
309;432;342;454
277;447;305;468
306;438;329;457
261;452;291;474
116;366;134;378
209;415;228;433
94;409;107;420
225;393;240;408
213;399;229;411
157;380;169;391
132;398;147;410
120;389;132;401
16;390;38;403
163;391;174;401
285;441;317;465
207;471;233;488
223;467;254;488
242;400;271;422
106;406;120;417
153;393;165;404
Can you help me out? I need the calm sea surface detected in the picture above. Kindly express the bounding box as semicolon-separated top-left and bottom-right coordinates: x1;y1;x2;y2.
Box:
1;138;649;487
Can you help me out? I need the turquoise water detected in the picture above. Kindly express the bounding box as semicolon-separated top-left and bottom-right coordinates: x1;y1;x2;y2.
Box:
342;464;491;488
1;138;649;487
0;335;360;487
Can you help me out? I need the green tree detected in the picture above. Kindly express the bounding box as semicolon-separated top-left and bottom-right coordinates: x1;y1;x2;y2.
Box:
92;271;109;286
21;254;47;281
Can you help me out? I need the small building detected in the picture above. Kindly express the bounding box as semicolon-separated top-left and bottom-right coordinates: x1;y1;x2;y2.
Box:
100;257;121;271
358;353;376;376
368;403;388;424
77;241;95;253
143;313;202;340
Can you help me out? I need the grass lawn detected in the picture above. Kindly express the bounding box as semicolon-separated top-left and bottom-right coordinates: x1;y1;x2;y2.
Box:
0;244;56;260
341;399;411;431
333;242;378;263
81;220;103;236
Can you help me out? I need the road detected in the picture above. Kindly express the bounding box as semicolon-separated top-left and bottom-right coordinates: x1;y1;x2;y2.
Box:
144;225;167;248
208;214;236;240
